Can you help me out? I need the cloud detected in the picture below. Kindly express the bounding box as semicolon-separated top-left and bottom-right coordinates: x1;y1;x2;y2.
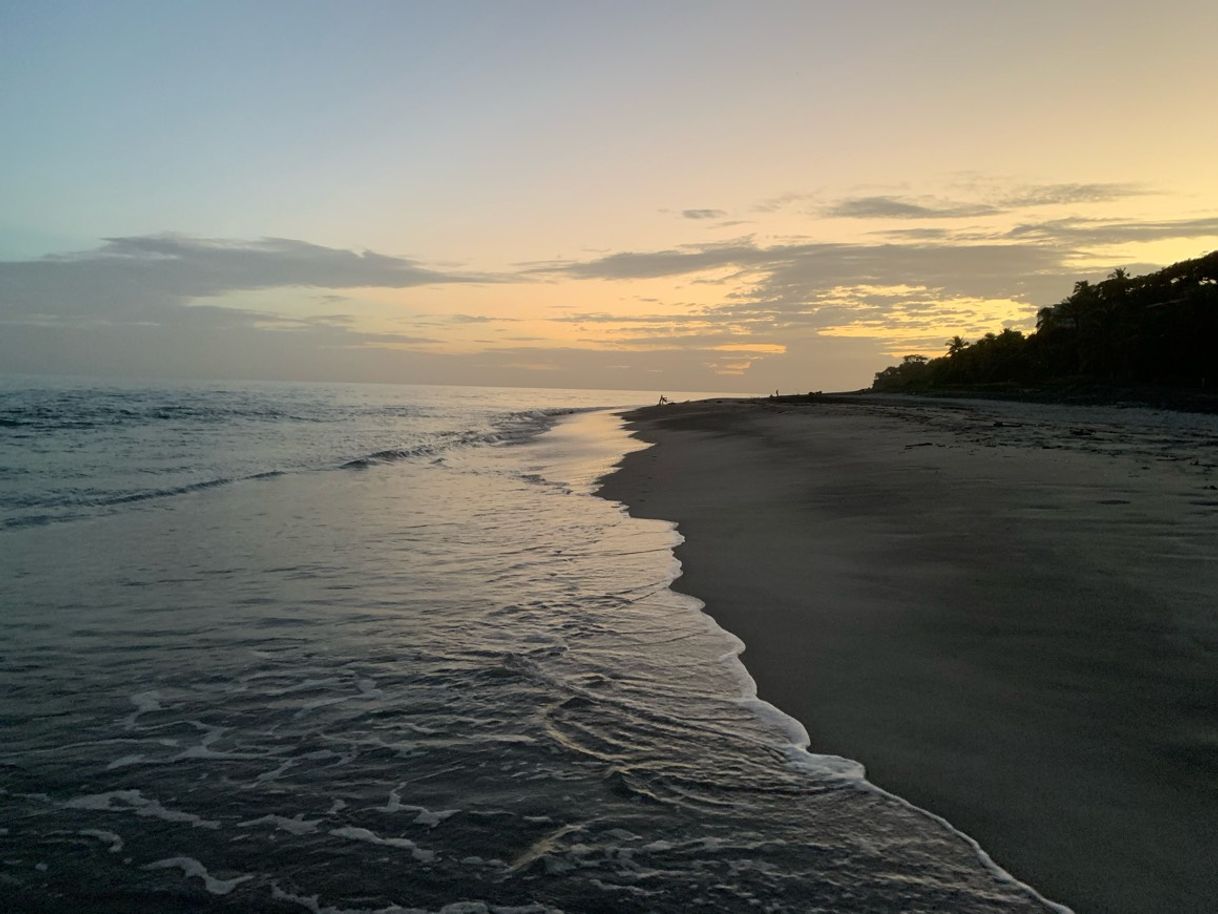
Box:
871;227;952;240
999;182;1148;208
823;196;999;219
1007;215;1218;245
682;208;727;220
536;242;770;280
752;191;811;213
766;182;1148;223
550;311;711;324
748;242;1067;306
7;215;1212;394
538;237;1069;303
0;233;495;376
599;331;785;352
706;356;759;376
307;313;358;326
533;234;1102;357
552;226;1214;335
0;234;493;322
496;361;561;371
444;313;519;324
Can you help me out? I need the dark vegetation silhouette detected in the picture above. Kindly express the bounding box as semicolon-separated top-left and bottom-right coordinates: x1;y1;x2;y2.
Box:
871;252;1218;400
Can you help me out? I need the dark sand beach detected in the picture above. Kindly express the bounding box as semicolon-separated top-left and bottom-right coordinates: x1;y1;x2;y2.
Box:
600;395;1218;914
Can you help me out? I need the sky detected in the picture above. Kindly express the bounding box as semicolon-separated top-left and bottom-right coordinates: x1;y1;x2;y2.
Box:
3;0;1217;393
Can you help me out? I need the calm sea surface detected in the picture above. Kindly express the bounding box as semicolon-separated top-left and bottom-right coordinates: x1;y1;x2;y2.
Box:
0;378;1060;913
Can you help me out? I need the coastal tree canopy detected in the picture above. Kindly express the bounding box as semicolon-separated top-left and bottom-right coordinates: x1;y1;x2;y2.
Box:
872;252;1218;394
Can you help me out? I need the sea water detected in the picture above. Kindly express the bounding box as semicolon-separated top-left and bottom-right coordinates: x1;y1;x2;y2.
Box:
0;378;1061;912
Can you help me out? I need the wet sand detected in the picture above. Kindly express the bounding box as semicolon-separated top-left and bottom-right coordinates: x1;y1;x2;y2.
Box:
599;395;1218;914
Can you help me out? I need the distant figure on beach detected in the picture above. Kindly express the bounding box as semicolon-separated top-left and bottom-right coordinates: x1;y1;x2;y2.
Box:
657;395;669;406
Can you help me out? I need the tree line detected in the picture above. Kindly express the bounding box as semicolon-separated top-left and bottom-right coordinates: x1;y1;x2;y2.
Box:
872;251;1218;393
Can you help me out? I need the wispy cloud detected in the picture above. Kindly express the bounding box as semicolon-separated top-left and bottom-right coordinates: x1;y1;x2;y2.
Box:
822;196;998;219
550;311;709;324
443;313;519;324
871;227;952;240
764;181;1148;223
534;242;769;281
999;182;1148;208
1007;215;1218;244
752;191;811;213
681;208;727;220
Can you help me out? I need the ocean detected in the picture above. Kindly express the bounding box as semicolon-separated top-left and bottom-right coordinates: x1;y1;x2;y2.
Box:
0;378;1060;913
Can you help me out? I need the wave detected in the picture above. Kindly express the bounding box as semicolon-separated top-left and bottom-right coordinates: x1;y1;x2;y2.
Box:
1;474;286;529
0;403;306;432
340;407;596;469
0;394;434;433
2;406;600;529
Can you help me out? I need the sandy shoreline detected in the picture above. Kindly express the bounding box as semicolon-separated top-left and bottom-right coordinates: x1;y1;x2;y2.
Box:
599;394;1218;914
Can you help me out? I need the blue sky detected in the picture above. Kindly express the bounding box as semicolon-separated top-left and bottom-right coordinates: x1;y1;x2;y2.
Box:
3;1;1217;391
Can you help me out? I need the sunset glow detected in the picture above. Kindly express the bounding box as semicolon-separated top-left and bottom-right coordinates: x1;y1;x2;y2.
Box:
3;0;1216;391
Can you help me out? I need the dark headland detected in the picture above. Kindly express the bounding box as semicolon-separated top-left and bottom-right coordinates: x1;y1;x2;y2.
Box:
599;394;1218;914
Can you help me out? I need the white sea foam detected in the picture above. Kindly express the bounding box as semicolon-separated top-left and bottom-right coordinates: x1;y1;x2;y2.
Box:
121;690;163;729
143;855;254;895
255;758;297;782
330;826;435;863
376;783;406;813
241;814;322;835
412;808;459;828
270;883;421;914
269;895;562;914
375;785;458;828
173;722;264;760
106;753;146;769
79;828;124;852
63;789;219;829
